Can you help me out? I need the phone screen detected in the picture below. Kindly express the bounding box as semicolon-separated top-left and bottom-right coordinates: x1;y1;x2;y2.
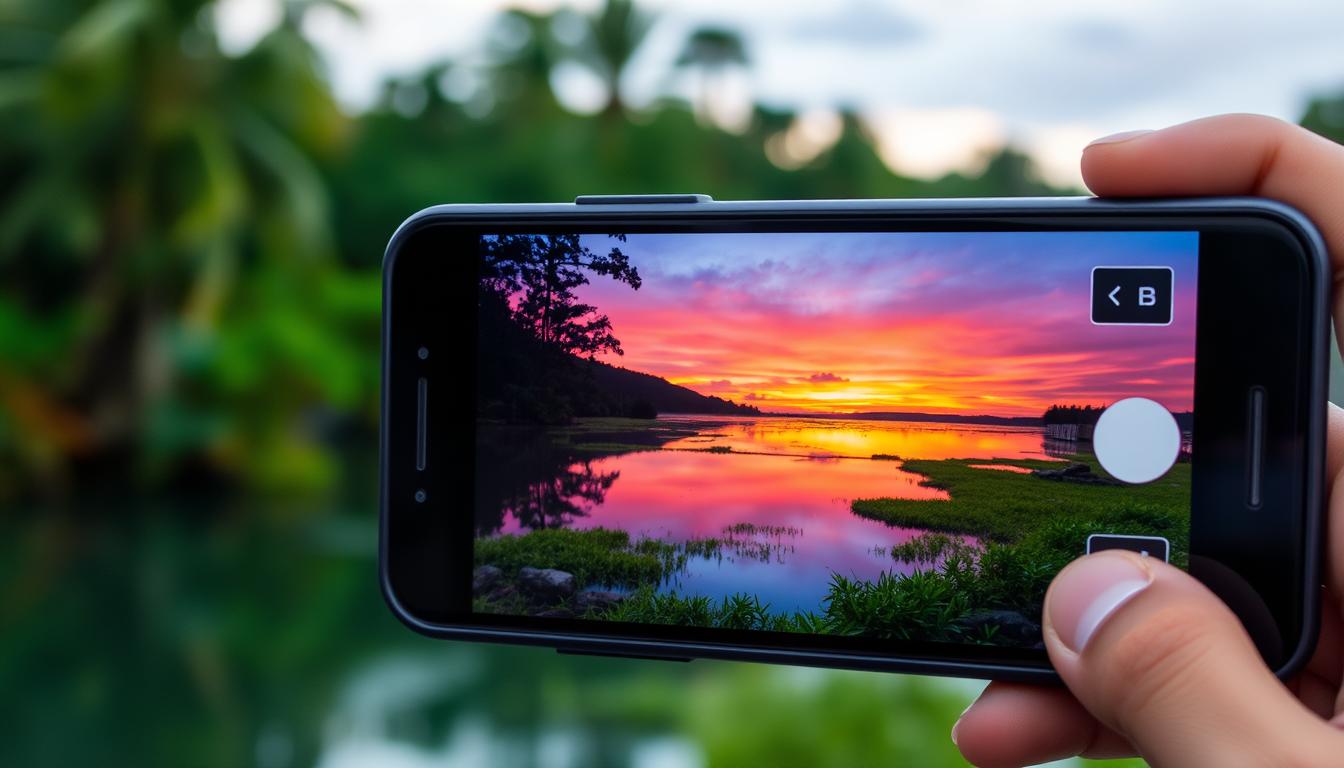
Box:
471;230;1197;649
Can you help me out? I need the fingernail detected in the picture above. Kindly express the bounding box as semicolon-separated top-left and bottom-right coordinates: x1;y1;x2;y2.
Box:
950;702;972;746
1047;553;1153;653
1086;129;1153;148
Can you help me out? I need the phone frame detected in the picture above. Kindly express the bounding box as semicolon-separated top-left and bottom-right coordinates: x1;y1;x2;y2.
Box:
380;196;1328;682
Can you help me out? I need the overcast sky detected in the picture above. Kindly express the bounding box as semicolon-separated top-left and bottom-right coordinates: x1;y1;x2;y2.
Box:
216;0;1344;187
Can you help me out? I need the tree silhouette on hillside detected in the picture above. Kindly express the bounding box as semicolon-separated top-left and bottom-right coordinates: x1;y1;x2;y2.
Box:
1042;404;1106;425
481;234;641;358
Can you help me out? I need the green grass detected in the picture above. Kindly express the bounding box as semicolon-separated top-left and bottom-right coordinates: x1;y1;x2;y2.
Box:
600;587;826;633
722;522;802;537
474;526;1051;645
474;521;813;594
567;441;662;454
853;455;1189;548
474;527;683;587
824;571;971;640
475;453;1192;647
838;454;1191;634
596;568;1032;644
887;532;978;564
551;417;683;433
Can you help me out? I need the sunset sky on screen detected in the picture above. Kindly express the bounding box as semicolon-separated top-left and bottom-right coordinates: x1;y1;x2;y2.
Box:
571;231;1198;418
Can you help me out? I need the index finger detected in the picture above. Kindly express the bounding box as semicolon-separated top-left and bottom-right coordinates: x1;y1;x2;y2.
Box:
1081;114;1344;272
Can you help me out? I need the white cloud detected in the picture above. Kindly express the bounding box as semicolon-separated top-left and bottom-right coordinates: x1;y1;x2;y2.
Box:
866;108;1005;181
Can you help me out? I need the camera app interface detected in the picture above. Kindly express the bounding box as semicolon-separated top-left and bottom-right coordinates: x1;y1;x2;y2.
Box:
472;231;1196;648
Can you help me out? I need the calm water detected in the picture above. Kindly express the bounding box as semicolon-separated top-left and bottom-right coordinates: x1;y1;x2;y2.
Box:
486;416;1061;614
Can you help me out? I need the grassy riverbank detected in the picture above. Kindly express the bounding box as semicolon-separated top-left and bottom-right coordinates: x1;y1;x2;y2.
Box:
474;422;1192;647
472;526;1017;642
843;455;1190;635
474;528;682;587
852;456;1188;543
851;455;1190;578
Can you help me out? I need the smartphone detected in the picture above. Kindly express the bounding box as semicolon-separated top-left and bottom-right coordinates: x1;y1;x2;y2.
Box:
380;195;1327;682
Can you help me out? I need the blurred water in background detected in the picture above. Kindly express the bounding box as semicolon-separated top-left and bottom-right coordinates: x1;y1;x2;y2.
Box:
3;0;1342;765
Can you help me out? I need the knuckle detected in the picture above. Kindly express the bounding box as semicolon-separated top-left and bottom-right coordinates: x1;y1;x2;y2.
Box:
1225;112;1293;135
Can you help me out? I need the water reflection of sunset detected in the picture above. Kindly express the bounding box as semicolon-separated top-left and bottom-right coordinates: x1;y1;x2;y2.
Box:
496;447;954;612
659;415;1062;461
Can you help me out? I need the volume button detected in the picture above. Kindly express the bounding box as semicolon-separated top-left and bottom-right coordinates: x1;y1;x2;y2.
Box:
416;377;427;471
1246;386;1265;508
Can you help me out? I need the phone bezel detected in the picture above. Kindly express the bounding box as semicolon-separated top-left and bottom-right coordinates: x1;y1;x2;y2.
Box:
380;197;1328;682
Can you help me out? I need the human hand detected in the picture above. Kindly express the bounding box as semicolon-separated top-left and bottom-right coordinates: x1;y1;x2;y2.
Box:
953;114;1344;767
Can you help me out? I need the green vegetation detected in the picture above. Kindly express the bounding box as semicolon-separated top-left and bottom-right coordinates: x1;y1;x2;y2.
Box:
601;587;825;633
592;573;992;642
474;521;808;592
853;456;1189;543
7;0;1333;763
0;0;1078;500
474;527;681;587
840;456;1191;634
887;532;979;564
474;454;1190;646
542;416;706;455
723;522;802;537
568;441;665;454
824;571;970;640
581;566;1018;644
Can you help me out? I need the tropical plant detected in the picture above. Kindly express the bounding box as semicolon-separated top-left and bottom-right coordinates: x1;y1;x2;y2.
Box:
560;0;653;116
0;0;372;493
675;26;749;122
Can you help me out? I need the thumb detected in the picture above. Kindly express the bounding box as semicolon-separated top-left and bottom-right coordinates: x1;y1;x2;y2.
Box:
1044;550;1341;767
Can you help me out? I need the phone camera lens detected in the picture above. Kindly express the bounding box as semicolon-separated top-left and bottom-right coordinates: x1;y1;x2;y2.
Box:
414;489;427;503
417;347;429;360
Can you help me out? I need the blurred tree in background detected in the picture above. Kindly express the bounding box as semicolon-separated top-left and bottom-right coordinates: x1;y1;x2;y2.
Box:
1;0;1068;500
1301;91;1344;144
0;0;372;495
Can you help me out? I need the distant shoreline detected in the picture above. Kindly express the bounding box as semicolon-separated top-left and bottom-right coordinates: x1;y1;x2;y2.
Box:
656;409;1195;430
656;410;1044;427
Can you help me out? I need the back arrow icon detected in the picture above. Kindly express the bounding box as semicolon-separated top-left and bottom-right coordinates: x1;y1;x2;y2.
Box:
1108;286;1121;306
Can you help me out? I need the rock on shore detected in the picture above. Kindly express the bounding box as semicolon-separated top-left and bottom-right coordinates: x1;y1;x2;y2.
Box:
1032;462;1122;486
518;567;577;602
472;565;503;593
954;610;1041;644
473;565;628;616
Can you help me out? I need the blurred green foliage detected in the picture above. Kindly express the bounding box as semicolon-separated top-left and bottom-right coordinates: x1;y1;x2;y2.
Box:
2;0;1338;766
0;0;1065;499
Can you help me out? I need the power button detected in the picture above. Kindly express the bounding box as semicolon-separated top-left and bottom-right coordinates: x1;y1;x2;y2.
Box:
574;194;713;205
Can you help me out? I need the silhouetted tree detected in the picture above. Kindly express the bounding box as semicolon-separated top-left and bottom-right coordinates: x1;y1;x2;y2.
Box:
482;234;641;357
504;461;621;530
1042;404;1106;425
